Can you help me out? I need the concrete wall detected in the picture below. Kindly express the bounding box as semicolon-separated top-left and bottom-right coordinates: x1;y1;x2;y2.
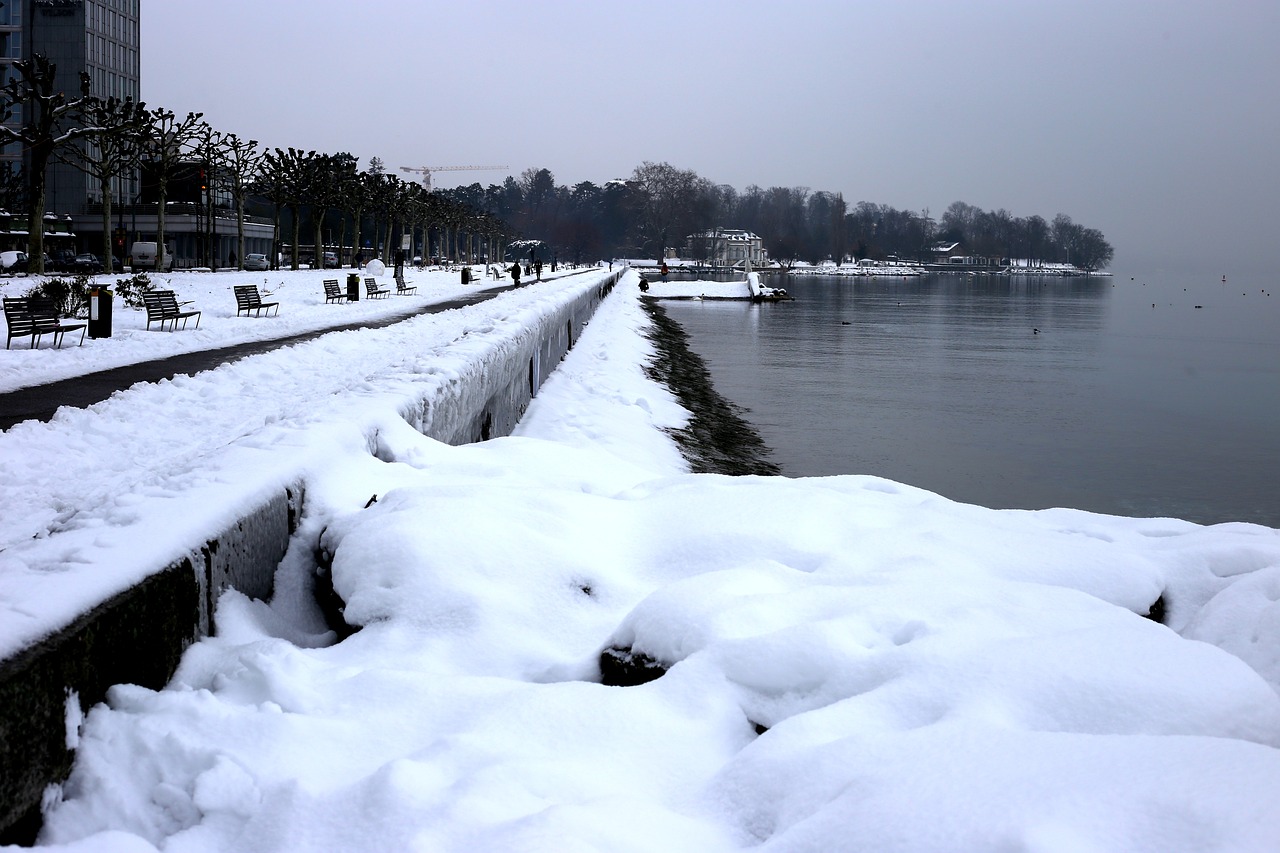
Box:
0;269;620;842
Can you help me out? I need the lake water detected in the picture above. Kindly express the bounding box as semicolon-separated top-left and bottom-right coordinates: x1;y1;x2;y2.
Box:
660;270;1280;527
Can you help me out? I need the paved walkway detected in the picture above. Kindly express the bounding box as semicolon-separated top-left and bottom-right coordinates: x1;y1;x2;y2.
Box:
0;286;519;431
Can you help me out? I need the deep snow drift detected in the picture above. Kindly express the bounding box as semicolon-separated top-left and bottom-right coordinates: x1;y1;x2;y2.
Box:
3;269;1280;852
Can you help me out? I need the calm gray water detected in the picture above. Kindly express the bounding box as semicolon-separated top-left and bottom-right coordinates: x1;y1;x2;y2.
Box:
661;271;1280;527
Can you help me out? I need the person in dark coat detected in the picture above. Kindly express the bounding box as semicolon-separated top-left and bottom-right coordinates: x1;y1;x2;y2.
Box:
509;262;522;286
535;260;543;281
394;248;405;277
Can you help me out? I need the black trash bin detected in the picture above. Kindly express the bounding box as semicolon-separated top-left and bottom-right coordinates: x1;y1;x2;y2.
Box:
88;287;113;339
346;273;360;301
461;267;472;284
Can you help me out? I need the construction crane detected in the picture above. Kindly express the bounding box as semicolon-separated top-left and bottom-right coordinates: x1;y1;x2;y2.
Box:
399;165;509;190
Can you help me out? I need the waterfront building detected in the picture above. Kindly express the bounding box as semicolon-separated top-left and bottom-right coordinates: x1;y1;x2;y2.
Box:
686;228;765;268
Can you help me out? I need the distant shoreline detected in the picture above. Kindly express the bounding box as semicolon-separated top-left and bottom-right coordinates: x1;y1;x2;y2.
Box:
626;261;1109;278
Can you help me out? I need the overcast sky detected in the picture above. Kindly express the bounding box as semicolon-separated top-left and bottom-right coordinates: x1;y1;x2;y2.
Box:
144;0;1279;273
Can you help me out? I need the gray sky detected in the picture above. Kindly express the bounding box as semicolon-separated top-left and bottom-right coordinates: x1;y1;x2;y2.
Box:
144;0;1280;273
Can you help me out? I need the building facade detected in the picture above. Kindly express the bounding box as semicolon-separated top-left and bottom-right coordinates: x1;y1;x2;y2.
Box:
2;0;273;268
687;228;765;268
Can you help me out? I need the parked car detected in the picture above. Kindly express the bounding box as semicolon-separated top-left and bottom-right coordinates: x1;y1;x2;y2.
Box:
243;252;269;271
47;249;77;272
322;251;340;268
70;253;105;273
0;250;27;274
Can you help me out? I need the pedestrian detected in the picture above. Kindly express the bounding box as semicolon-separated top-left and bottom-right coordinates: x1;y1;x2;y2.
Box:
509;261;522;286
660;261;669;282
535;260;543;281
394;248;405;278
355;250;364;269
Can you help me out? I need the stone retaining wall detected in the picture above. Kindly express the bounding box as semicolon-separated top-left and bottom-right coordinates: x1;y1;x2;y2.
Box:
0;269;620;842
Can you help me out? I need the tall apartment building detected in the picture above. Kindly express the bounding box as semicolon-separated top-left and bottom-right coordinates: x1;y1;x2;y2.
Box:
37;0;142;213
0;0;140;254
1;1;273;268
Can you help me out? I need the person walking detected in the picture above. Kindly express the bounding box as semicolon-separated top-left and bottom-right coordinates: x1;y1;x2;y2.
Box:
509;261;522;286
394;248;405;278
535;260;543;281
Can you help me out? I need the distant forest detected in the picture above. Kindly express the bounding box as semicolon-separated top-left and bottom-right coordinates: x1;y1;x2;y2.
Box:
438;162;1115;271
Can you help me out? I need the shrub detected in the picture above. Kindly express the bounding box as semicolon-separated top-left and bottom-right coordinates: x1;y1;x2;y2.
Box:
23;275;93;318
113;271;154;308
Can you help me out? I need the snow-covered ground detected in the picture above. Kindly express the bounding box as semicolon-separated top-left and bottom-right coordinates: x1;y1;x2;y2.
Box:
0;263;525;394
4;269;1280;852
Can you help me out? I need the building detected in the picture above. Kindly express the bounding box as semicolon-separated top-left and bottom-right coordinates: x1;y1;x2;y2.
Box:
1;0;272;268
686;228;765;268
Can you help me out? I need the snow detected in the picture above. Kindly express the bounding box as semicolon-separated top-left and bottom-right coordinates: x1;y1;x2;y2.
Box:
0;265;516;393
4;268;1280;852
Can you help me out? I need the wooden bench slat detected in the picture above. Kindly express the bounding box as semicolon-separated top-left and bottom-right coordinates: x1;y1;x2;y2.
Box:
322;279;347;303
4;297;85;349
234;285;279;317
142;290;201;331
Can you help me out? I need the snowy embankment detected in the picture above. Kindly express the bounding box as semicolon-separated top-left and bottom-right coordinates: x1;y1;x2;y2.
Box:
0;264;517;394
0;268;607;658
6;270;1280;852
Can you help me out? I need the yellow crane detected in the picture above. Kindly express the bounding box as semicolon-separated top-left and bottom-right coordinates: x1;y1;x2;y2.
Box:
399;165;509;190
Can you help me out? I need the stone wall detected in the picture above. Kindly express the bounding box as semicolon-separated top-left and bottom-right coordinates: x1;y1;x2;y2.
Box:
0;269;620;842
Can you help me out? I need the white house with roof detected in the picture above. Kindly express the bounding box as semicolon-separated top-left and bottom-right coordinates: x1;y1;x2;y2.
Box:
686;228;765;267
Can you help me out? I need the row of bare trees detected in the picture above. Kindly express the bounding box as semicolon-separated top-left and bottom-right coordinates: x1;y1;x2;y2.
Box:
0;54;508;274
440;163;1114;271
256;152;507;270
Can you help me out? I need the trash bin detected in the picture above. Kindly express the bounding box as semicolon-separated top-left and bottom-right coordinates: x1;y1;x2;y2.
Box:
346;273;360;301
88;287;113;339
461;267;472;284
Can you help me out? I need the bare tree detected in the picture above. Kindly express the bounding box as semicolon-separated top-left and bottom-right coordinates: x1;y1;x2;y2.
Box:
0;55;97;273
56;94;148;272
218;133;263;270
263;147;318;269
140;108;205;271
628;161;707;259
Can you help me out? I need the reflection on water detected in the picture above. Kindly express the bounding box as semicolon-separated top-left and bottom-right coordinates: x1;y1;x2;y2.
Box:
661;272;1280;527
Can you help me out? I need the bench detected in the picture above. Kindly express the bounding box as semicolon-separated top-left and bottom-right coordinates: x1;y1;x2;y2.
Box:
323;279;348;303
3;296;86;349
364;277;390;299
142;289;201;331
394;272;417;295
234;284;279;317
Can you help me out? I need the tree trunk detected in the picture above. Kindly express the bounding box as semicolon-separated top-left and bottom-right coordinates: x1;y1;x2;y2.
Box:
350;207;362;267
236;195;246;270
99;172;113;275
156;179;168;272
289;204;300;270
312;208;325;274
271;209;282;270
25;144;50;274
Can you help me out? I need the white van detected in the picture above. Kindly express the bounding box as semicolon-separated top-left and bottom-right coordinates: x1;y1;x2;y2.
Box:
130;241;174;272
